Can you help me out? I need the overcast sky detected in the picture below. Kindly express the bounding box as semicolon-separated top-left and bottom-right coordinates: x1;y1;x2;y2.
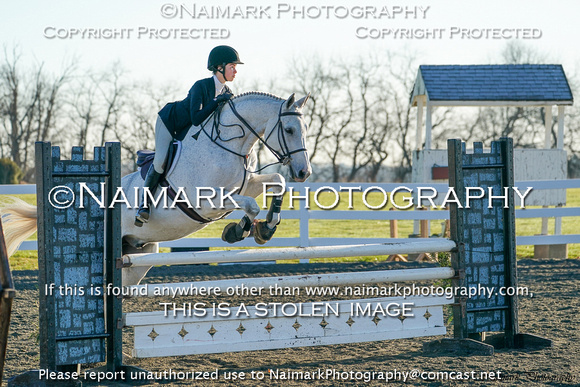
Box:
2;0;580;90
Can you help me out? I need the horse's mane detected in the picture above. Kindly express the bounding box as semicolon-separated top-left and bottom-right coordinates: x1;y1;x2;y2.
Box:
232;91;285;102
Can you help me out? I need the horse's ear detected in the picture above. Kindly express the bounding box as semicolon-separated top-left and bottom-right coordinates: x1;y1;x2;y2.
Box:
286;93;296;109
294;93;310;109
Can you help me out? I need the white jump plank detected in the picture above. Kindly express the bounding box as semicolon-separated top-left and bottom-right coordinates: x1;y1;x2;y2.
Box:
125;296;452;358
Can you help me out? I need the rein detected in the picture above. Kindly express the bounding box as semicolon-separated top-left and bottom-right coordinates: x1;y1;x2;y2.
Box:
196;99;307;175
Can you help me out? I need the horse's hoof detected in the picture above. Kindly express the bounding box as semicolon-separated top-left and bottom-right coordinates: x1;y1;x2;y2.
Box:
222;222;245;244
134;218;144;227
248;219;258;237
254;220;277;245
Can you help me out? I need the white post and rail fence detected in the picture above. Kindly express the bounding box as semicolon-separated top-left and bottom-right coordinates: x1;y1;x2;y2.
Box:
3;179;580;254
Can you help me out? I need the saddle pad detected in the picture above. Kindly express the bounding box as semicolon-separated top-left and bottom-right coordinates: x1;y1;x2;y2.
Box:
137;142;181;180
135;142;231;224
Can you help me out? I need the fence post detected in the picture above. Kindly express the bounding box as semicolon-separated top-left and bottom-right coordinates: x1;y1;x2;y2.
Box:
299;198;310;263
387;208;406;261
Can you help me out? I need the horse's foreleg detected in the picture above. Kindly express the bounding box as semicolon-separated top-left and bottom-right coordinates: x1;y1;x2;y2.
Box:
221;195;261;244
121;241;158;286
244;173;286;245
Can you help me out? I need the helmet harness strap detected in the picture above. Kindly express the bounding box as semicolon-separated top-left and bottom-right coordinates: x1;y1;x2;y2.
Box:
218;64;227;82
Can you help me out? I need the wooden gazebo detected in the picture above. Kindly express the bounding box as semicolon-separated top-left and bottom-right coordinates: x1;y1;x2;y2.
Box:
410;64;573;150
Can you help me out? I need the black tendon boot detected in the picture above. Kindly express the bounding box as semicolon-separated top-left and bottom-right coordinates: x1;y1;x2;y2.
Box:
135;165;162;226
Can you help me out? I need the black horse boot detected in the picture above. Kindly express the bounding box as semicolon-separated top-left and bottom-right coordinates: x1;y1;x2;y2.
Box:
135;164;162;226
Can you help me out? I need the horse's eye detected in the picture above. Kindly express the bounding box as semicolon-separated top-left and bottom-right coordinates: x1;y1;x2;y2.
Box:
284;127;294;135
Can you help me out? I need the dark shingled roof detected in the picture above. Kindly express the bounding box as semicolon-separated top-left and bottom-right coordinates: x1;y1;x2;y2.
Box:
415;64;573;103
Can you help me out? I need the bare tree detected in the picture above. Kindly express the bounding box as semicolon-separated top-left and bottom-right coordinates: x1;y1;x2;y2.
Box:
285;55;346;165
325;74;354;181
499;41;548;65
65;62;131;156
68;71;100;149
284;51;436;182
384;52;429;181
113;80;180;170
0;46;74;180
367;98;391;182
342;56;385;182
97;63;128;146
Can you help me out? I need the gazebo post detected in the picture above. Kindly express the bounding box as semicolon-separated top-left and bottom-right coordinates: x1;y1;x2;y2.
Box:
541;105;552;237
425;101;433;150
414;96;425;236
416;96;424;150
557;106;565;149
555;105;566;237
543;105;552;149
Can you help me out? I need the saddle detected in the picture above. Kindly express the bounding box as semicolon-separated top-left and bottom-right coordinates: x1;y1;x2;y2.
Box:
135;142;214;224
136;141;181;180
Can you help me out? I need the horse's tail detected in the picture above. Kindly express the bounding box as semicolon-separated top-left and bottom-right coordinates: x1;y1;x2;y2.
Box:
0;197;38;257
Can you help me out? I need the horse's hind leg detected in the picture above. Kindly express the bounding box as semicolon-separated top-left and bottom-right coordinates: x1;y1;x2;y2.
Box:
221;195;261;244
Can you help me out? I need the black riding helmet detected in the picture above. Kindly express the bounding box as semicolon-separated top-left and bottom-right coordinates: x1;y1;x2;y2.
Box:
207;46;243;80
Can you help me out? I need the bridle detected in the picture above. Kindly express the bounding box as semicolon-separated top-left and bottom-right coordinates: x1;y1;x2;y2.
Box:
196;99;308;174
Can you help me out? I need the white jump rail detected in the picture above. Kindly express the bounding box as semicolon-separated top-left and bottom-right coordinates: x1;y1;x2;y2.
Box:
123;240;457;267
128;267;456;297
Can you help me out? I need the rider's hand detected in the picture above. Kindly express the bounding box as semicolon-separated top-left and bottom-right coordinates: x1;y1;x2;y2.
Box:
215;92;233;103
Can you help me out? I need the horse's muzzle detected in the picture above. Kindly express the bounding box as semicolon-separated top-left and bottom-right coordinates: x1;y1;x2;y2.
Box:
293;167;311;182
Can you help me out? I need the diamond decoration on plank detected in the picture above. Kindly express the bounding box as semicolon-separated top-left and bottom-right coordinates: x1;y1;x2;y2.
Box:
265;321;274;333
372;315;381;326
208;325;217;337
292;319;302;331
178;326;189;338
236;323;246;336
346;316;355;327
148;328;159;341
319;318;329;329
424;310;433;320
398;314;407;322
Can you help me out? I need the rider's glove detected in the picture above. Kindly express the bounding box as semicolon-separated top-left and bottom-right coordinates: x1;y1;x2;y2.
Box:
215;92;233;103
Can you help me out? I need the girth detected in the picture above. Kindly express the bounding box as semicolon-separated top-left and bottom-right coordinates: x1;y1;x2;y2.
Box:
158;180;232;224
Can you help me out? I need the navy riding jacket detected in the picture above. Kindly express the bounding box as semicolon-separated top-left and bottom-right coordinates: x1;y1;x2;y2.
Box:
158;77;230;141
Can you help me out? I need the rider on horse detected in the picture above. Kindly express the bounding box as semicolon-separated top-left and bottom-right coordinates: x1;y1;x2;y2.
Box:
135;45;243;226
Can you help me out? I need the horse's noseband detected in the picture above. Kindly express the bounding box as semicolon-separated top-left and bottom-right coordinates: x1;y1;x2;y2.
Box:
268;109;307;166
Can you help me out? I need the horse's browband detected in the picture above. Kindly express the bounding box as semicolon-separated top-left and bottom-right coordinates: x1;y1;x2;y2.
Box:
279;112;303;117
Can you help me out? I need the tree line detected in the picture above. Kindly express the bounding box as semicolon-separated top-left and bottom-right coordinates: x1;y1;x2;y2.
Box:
1;42;579;183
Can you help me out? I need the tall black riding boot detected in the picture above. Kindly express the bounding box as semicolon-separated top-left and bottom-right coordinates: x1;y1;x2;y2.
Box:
135;165;162;226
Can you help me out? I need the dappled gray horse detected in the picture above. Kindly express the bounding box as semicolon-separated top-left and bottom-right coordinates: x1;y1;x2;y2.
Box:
0;92;311;285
